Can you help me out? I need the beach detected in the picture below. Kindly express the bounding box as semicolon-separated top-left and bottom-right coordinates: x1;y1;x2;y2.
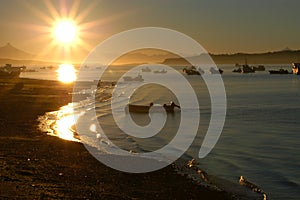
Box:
0;78;234;199
0;0;299;199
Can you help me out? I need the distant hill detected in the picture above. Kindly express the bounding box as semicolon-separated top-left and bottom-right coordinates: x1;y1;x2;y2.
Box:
163;50;300;65
0;43;59;66
0;58;58;66
0;43;34;60
111;49;180;66
211;50;300;64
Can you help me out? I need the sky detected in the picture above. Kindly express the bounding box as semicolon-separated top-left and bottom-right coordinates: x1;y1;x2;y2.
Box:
0;0;300;62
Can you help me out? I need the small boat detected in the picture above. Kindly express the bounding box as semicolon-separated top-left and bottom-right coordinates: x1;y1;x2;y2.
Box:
128;104;153;113
209;67;223;74
232;67;242;73
128;102;180;113
183;66;204;75
24;69;38;72
163;102;180;112
269;69;290;74
153;69;167;74
234;59;255;73
0;64;21;78
252;65;265;71
242;65;255;73
47;65;54;69
232;65;255;73
123;74;144;82
141;67;151;72
292;63;300;75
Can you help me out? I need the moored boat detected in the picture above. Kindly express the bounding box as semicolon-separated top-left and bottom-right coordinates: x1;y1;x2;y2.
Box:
232;67;242;73
128;102;180;113
233;59;255;74
242;65;255;73
141;67;151;72
209;67;223;74
47;65;54;69
252;65;265;71
24;69;38;72
153;69;167;74
123;74;144;82
128;104;153;113
269;69;290;74
232;65;255;73
0;64;21;78
183;66;204;75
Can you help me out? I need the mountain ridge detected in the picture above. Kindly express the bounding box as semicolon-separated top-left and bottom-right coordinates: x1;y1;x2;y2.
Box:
0;43;34;60
163;49;300;65
0;43;60;66
1;43;299;65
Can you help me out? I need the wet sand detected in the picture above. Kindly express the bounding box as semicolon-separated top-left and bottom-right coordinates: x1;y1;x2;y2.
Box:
0;78;233;199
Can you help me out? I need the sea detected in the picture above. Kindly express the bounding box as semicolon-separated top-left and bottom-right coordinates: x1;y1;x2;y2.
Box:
21;64;300;200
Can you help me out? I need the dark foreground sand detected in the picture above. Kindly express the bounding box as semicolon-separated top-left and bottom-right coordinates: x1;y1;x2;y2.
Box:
0;78;233;199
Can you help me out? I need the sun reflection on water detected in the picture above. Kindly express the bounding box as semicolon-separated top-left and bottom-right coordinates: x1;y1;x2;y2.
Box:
57;64;77;83
55;113;78;141
39;103;82;142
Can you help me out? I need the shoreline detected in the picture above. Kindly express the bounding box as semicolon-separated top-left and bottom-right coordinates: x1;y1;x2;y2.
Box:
0;78;233;199
0;78;252;199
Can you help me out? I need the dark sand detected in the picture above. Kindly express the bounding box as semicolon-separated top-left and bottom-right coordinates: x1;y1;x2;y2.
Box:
0;78;233;199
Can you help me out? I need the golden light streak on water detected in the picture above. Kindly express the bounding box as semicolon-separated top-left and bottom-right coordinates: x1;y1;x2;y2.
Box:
57;64;77;83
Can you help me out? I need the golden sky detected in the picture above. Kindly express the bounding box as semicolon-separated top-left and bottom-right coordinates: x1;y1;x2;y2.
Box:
0;0;299;63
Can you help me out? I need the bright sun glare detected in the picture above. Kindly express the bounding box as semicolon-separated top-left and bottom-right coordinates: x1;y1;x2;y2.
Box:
28;1;117;62
53;20;78;44
57;64;77;83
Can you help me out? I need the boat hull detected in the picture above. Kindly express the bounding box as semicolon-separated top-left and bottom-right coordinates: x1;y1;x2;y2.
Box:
128;104;177;113
123;75;144;82
269;69;289;74
0;71;20;78
0;64;21;78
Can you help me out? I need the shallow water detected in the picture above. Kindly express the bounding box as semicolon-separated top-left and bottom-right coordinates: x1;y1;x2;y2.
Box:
35;65;300;200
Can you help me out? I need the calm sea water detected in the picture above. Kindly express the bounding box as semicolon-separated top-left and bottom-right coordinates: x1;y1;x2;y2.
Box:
202;72;300;200
25;65;300;200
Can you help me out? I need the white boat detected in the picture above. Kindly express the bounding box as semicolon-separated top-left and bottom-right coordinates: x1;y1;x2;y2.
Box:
141;67;151;72
123;74;144;82
153;69;167;74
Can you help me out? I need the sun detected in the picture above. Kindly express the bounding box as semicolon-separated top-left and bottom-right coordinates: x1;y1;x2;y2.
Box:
53;19;78;44
25;0;120;62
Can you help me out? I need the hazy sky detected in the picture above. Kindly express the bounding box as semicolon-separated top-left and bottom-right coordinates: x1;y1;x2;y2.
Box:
0;0;299;61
